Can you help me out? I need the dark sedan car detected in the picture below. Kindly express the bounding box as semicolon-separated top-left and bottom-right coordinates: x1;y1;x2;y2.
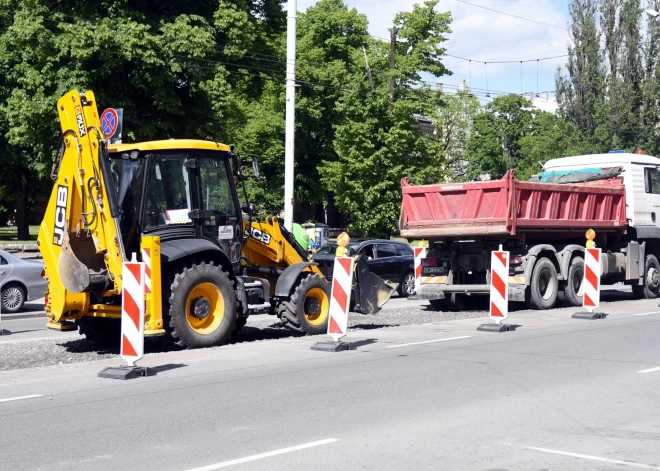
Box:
311;239;415;297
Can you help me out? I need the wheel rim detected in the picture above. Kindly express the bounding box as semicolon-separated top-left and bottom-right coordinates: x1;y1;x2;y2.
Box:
647;266;660;290
3;287;22;310
539;268;556;301
573;267;584;297
404;273;416;294
185;283;224;334
303;287;329;326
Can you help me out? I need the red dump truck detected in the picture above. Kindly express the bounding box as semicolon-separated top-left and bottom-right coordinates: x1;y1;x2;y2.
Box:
399;153;660;310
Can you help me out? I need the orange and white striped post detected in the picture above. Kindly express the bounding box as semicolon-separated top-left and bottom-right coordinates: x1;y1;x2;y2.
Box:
573;229;607;320
327;256;355;342
477;246;516;332
489;250;509;323
582;248;601;312
99;253;154;379
311;232;356;352
121;253;145;367
413;241;427;296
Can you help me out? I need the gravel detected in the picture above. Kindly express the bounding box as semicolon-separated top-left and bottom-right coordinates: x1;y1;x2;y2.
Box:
0;302;487;371
0;338;117;371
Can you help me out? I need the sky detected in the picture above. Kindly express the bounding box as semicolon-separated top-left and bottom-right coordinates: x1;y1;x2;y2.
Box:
296;0;572;107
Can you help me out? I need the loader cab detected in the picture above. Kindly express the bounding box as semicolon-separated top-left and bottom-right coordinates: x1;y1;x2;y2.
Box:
108;140;243;267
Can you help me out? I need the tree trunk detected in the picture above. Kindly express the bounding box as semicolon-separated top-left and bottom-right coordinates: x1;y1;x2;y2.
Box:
15;162;30;240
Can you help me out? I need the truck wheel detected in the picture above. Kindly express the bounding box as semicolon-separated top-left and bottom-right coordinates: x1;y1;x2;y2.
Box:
77;317;121;347
558;256;584;307
167;262;237;348
525;258;558;310
632;254;660;299
398;271;416;297
278;274;330;335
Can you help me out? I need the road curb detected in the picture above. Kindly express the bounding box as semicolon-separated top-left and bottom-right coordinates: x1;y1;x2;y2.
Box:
1;312;47;321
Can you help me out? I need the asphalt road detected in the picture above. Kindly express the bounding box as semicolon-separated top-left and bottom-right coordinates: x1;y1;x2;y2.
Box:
1;293;659;470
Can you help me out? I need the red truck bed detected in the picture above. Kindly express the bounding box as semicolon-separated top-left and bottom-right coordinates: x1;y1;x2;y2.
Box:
399;170;626;239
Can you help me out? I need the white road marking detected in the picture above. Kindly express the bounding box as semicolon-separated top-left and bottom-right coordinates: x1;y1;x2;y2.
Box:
186;438;339;470
0;394;42;403
526;446;659;469
634;311;660;316
638;366;660;374
387;336;471;349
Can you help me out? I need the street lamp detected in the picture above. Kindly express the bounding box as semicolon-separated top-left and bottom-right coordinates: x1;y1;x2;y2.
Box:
647;8;659;20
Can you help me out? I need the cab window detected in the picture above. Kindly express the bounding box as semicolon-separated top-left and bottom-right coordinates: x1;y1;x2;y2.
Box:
199;156;237;223
144;153;192;230
645;167;660;195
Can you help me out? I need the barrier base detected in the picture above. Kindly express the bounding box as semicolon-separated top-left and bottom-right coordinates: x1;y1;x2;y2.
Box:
477;323;516;333
310;341;355;352
572;312;607;320
98;366;154;380
0;329;10;336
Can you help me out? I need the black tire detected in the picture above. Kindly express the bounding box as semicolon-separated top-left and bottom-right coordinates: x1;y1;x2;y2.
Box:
525;257;558;310
233;317;248;333
277;273;330;335
77;317;121;347
558;255;584;307
632;254;660;299
398;271;416;297
429;299;447;311
429;294;463;312
167;262;237;348
1;283;24;313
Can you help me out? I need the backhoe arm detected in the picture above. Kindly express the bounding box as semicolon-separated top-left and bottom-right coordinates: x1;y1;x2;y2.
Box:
38;90;125;322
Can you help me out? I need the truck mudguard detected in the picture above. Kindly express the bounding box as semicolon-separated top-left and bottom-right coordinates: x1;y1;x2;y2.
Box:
557;244;586;280
523;244;562;284
274;262;317;297
160;239;231;272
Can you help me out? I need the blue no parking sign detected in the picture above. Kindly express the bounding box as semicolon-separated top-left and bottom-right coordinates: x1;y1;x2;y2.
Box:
101;108;121;140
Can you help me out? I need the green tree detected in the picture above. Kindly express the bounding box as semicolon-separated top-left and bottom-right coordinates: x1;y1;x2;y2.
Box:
433;91;481;181
0;0;287;236
465;94;534;180
321;0;452;237
556;0;604;146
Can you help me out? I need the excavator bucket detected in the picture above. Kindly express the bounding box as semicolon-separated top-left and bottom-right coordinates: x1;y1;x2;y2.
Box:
58;224;108;295
353;255;398;315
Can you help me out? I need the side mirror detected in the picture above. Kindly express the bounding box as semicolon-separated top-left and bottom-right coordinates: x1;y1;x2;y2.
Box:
252;157;261;178
241;203;256;214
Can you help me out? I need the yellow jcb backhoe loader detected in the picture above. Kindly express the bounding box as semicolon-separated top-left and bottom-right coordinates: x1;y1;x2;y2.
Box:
39;89;395;349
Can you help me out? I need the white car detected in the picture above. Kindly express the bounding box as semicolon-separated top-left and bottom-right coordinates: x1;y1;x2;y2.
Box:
0;250;47;313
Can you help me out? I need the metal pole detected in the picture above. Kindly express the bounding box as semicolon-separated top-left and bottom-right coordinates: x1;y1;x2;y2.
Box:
283;0;297;231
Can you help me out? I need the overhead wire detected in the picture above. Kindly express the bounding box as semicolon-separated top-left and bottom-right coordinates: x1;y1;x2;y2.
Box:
453;0;569;31
0;8;564;99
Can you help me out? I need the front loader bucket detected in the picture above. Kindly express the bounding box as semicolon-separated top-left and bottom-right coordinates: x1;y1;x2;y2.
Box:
59;227;108;295
353;255;397;315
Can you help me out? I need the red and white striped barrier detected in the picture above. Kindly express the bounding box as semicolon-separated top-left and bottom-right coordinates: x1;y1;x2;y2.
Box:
582;248;601;312
327;256;355;342
141;247;152;295
490;251;509;322
121;254;145;367
414;245;427;294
